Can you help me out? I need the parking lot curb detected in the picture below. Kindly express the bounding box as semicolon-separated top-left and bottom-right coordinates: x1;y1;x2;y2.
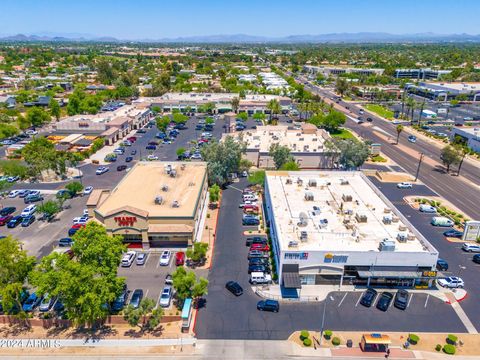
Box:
446;291;468;304
206;192;222;270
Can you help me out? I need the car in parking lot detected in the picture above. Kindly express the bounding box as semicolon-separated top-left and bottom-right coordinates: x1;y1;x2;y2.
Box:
165;274;173;285
473;254;480;264
8;190;20;198
18;189;31;198
257;299;279;312
121;251;136;267
245;236;267;247
147;154;159;161
83;186;94;195
397;182;413;189
22;293;41;312
146;145;157;150
160;251;171;266
249;257;270;267
58;237;73;247
159;286;173;307
436;258;449;271
0;207;16;216
248;264;270;274
24;193;43;204
125;156;133;163
243;217;260;226
376;292;394;311
443;229;463;238
96;167;109;175
129;289;143;309
360;288;378;307
131;150;137;155
394;289;409;310
225;281;243;296
111;285;129;312
248;250;269;259
0;214;13;226
39;294;56;312
462;243;480;252
21;215;35;227
408;135;417;143
136;253;147;265
437;276;464;288
7;216;22;228
68;224;84;236
117;165;127;171
419;204;436;213
175;252;185;266
250;243;269;252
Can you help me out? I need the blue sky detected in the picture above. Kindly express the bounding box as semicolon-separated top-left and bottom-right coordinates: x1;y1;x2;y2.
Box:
2;0;479;39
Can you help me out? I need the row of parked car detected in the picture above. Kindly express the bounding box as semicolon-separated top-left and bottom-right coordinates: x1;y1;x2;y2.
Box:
241;188;261;226
360;288;409;311
120;250;186;268
0;290;63;315
0;204;39;228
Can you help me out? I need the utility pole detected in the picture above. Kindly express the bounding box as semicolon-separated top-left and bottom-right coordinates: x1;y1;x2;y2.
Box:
414;153;425;182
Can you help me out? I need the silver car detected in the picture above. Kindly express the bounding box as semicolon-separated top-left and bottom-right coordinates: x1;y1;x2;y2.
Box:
159;286;172;308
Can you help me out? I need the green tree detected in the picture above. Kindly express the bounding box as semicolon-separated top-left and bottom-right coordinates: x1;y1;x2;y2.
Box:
176;147;186;159
123;298;163;332
441;145;461;173
17;115;31;131
65;181;84;196
0;180;12;194
280;161;300;171
334;139;370;169
172;112;188;124
186;242;209;264
395;124;404;144
335;78;349;96
252;112;266;122
0;160;28;179
322;111;346;132
31;222;126;327
151;106;161;114
49;98;61;121
237;112;248;121
248;170;266;185
0;236;36;318
0;124;19;139
172;267;208;304
26;107;51;127
205;117;215;125
21;137;59;179
269;143;293;169
37;200;61;218
209;184;220;203
156;116;170;132
266;99;281;122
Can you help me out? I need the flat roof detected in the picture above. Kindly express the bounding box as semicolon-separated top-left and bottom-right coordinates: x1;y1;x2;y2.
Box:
416;82;480;92
96;161;206;218
266;171;435;254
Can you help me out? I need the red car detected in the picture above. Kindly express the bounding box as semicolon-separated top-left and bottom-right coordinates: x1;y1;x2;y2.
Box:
0;215;13;226
175;251;185;266
128;136;137;142
250;243;270;252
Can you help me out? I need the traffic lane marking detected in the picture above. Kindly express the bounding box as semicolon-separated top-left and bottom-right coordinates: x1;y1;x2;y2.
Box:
407;293;414;308
424;294;430;308
355;292;363;307
338;293;348;307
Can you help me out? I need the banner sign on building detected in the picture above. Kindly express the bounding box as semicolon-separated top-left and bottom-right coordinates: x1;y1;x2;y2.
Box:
284;252;309;260
463;221;480;242
324;253;349;263
114;216;137;227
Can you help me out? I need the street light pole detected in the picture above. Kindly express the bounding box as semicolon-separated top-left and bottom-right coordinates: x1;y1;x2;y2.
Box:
414;153;424;182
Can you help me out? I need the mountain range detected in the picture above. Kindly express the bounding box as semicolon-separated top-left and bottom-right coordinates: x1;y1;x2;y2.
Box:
1;32;480;43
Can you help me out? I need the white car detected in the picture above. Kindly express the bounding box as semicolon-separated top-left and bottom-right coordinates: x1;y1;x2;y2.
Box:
73;216;88;225
8;190;20;198
397;182;413;189
190;153;202;160
159;286;173;307
419;204;437;213
437;276;464;289
147;154;159;161
462;243;480;253
159;250;171;266
392;120;402;124
136;253;147;265
121;251;136;267
25;129;38;136
239;200;258;208
96;167;109;175
83;186;93;195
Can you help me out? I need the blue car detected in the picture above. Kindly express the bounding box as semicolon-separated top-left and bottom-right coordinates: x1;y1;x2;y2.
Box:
436;258;449;271
146;145;157;150
7;216;22;228
22;293;41;312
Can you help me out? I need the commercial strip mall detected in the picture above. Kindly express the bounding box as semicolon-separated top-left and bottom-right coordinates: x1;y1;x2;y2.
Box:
263;171;439;294
87;161;208;249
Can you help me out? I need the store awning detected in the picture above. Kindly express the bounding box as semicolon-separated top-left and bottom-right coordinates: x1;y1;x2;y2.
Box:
148;224;193;234
282;272;302;289
357;270;422;278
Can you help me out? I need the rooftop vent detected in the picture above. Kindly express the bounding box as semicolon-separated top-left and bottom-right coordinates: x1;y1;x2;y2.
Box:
300;231;308;241
154;196;163;205
379;239;396;251
304;191;314;201
297;212;308;227
172;200;180;208
170;169;177;177
397;232;408;243
288;240;299;247
340;178;349;185
308;179;317;187
286;178;292;184
355;214;368;223
342;194;352;202
161;185;169;192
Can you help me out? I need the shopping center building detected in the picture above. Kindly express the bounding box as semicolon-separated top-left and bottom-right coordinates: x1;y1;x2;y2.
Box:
87;161;208;249
263;171;439;293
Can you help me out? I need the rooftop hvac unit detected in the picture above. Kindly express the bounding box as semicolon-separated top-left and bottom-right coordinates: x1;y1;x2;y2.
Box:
398;225;407;231
379;239;396;251
300;231;308;241
397;232;408;243
308;179;317;187
384;208;391;213
188;182;195;186
286;178;292;184
304;191;314;201
382;214;393;224
172;200;180;208
297;212;308;227
355;214;368;223
161;185;169;192
154;196;163;205
297;178;303;186
342;194;352;202
170;169;177;177
288;240;299;247
165;164;172;174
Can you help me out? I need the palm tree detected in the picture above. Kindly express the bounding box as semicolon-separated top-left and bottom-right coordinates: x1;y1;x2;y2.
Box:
395;125;404;144
231;97;240;113
266;99;281;123
405;97;416;122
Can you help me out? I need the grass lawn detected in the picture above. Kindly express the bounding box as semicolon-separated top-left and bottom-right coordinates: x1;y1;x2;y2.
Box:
365;104;394;119
330;128;355;140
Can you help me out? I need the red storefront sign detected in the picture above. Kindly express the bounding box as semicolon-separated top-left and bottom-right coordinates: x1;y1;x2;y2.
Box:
114;216;137;227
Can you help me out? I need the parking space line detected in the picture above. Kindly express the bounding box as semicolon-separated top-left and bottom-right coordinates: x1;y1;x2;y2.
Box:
228;185;244;193
355;293;363;307
337;293;348;307
407;293;414;308
389;296;395;308
424;294;430;308
144;289;149;300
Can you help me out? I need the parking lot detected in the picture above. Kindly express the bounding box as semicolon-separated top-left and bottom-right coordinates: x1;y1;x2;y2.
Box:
195;179;467;340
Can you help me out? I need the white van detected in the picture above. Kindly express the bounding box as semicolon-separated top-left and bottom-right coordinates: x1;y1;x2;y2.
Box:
21;204;37;217
243;194;257;202
419;204;436;213
249;272;272;285
431;217;454;227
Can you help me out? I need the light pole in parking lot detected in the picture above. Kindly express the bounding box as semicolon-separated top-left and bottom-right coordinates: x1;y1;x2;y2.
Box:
414;152;424;182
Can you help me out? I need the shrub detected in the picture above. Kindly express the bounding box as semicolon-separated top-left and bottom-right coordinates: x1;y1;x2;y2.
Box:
206;213;210;219
324;330;332;339
408;334;420;345
447;334;458;344
443;344;456;355
435;344;442;352
300;330;310;340
332;337;341;346
303;338;312;347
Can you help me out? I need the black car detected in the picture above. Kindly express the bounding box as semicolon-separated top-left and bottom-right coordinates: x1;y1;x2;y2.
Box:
58;238;73;247
376;292;394;311
195;124;204;130
225;281;243;296
125;156;133;162
394;289;409;310
145;145;157;150
21;215;35;227
443;229;464;238
248;264;269;274
129;289;143;309
436;258;449;271
257;300;279;312
243;217;260;226
248;250;269;259
473;254;480;264
136;129;146;134
111;285;128;312
367;117;373;122
360;288;378;307
7;216;22;228
0;207;16;216
117;165;127;171
131;150;137;155
245;236;267;247
249;257;270;266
